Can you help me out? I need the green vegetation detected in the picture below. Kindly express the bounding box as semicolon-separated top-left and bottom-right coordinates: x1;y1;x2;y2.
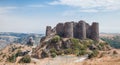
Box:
16;49;22;56
7;50;22;63
88;50;99;59
51;53;57;58
7;54;16;63
50;48;57;54
43;37;109;58
101;36;120;48
19;55;31;63
64;48;73;54
51;35;60;43
70;38;79;44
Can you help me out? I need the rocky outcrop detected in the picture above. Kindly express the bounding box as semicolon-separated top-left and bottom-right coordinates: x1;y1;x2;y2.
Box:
32;35;111;59
27;37;34;46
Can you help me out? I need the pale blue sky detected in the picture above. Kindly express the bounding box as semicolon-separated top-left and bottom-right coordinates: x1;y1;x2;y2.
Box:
0;0;120;34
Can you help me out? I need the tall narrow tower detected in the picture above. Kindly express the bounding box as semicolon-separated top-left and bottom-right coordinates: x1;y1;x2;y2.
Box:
46;26;52;36
77;20;86;39
64;22;73;38
56;23;64;37
91;22;99;41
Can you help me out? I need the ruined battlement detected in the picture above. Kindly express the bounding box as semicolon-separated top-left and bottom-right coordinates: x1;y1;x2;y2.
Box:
46;20;99;41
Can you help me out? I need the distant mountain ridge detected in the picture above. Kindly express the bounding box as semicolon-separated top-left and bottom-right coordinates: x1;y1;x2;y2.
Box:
0;32;44;49
100;33;120;48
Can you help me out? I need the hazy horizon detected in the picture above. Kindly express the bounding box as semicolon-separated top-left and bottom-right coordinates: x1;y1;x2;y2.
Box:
0;0;120;34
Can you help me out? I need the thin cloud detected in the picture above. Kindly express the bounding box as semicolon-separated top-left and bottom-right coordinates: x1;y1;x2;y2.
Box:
0;6;17;14
27;4;46;8
49;0;120;12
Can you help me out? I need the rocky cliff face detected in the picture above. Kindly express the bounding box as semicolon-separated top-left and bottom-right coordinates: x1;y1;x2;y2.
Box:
32;35;111;59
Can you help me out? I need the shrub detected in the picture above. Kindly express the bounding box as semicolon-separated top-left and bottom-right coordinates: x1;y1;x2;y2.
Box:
19;55;31;63
70;38;79;44
2;54;6;58
51;53;57;58
64;48;73;54
82;40;93;48
51;35;60;43
16;49;22;56
73;49;80;56
7;54;16;63
113;50;118;54
56;50;64;55
50;48;57;54
78;50;87;56
88;50;99;59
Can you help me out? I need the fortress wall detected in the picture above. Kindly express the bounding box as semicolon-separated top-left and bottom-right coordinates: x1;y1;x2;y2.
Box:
64;22;73;38
56;23;64;37
46;20;99;41
86;23;91;38
90;22;99;41
77;20;86;39
73;22;78;38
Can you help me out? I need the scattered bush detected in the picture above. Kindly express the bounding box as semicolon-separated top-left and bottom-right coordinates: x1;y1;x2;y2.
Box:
16;49;22;56
50;48;57;54
51;35;60;43
51;53;57;58
2;54;6;58
7;54;16;63
113;50;118;54
82;40;93;48
64;48;73;54
70;38;79;44
88;50;99;59
56;50;64;55
78;50;87;56
73;49;80;56
19;55;31;63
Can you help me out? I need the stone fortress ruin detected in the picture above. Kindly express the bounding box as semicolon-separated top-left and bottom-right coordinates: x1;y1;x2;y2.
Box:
46;20;99;41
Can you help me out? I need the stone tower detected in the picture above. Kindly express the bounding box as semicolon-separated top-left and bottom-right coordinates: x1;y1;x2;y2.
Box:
86;23;91;38
56;23;64;37
64;22;73;38
77;20;86;39
73;22;78;38
46;26;52;36
91;22;99;41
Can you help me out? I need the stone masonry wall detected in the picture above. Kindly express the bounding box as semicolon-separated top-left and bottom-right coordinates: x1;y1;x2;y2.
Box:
64;22;73;38
56;23;64;37
90;22;99;41
77;20;86;39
